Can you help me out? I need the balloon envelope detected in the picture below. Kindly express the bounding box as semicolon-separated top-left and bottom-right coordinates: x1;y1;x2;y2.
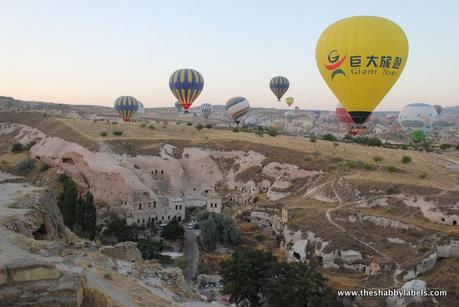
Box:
284;111;295;120
271;119;284;130
399;103;438;134
132;101;145;122
316;16;409;124
200;103;212;120
169;68;204;110
226;97;250;124
335;103;353;124
285;97;294;107
303;121;313;132
270;76;289;101
114;96;139;122
244;116;258;128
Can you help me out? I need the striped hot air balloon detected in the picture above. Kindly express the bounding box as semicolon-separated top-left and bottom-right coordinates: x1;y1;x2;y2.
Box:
169;68;204;112
114;96;140;122
226;97;250;124
269;76;289;101
132;101;145;122
200;103;212;120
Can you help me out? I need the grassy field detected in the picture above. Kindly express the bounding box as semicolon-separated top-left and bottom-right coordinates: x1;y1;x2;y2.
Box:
1;111;458;191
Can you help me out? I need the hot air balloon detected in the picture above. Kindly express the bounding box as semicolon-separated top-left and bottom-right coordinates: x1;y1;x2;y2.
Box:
226;97;250;124
132;101;145;122
270;76;289;101
174;101;183;113
114;96;140;122
399;103;438;136
284;111;295;122
169;68;204;113
285;97;294;107
244;116;258;128
271;119;284;130
200;103;212;120
303;120;313;133
316;16;409;126
433;105;443;116
335;103;355;135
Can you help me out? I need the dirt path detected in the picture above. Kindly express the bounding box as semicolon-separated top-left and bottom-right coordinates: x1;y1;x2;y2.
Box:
324;179;403;287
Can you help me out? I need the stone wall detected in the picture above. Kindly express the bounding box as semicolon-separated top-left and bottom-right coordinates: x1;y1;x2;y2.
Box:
100;241;142;262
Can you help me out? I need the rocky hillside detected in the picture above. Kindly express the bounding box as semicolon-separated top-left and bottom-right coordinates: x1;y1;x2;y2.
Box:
1;112;459;306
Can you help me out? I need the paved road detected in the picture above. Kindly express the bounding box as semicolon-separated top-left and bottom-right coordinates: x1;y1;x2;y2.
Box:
183;227;199;284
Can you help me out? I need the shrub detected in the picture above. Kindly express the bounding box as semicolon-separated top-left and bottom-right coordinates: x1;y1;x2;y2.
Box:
206;123;213;129
373;156;383;162
266;128;278;137
112;130;123;136
310;137;317;143
11;143;24;153
346;160;363;169
401;155;412;164
100;131;108;137
175;256;189;270
149;125;155;130
333;142;339;147
401;145;408;150
232;127;240;133
387;165;401;173
255;130;264;137
187;122;193;126
140;123;146;127
322;133;337;142
456;144;459;150
196;124;204;131
419;172;428;179
366;137;383;147
363;163;377;171
440;143;453;150
16;158;35;175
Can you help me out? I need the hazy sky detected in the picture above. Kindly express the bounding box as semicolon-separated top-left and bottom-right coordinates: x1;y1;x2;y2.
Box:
0;0;457;111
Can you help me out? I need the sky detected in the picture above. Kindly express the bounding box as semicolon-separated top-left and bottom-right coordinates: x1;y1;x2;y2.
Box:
0;0;458;111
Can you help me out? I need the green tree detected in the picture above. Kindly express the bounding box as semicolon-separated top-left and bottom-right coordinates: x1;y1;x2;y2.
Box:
75;192;97;239
11;143;24;153
200;217;218;250
197;212;241;251
102;215;135;243
58;178;78;229
221;250;276;306
16;158;35;175
263;262;331;307
161;218;184;240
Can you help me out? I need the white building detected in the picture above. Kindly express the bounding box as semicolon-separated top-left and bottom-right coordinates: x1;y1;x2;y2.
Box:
206;193;222;213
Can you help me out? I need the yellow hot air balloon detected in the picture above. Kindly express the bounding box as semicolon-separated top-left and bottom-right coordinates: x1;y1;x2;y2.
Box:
316;16;408;124
285;97;294;107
